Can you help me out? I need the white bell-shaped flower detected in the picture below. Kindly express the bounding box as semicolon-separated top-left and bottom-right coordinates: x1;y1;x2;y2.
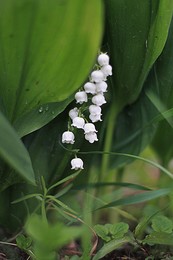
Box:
101;65;112;77
75;91;88;104
90;70;105;83
85;132;98;143
89;105;102;115
62;131;75;144
71;157;84;170
71;117;85;129
98;53;109;66
96;81;108;93
84;123;97;134
89;113;102;123
84;82;96;94
92;93;106;106
69;107;79;120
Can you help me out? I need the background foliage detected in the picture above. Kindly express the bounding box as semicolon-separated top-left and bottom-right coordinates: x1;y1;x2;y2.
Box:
0;1;173;258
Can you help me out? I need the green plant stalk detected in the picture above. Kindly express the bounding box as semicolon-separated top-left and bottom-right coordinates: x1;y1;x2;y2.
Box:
82;168;96;259
81;194;92;260
41;177;48;224
96;103;119;222
41;198;48;224
77;150;173;179
100;103;119;182
27;249;36;259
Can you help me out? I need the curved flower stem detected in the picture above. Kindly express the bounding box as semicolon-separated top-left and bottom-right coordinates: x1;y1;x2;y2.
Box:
100;102;119;182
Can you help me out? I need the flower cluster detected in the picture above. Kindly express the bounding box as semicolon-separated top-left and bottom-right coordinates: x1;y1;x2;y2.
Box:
62;53;112;170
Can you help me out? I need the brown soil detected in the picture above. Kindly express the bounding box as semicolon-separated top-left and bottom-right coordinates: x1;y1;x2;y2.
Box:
101;244;173;260
0;244;28;260
1;243;173;259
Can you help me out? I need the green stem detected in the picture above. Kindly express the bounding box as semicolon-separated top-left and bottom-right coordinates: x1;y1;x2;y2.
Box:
40;176;48;224
41;197;48;224
100;103;119;182
27;250;36;260
96;103;119;222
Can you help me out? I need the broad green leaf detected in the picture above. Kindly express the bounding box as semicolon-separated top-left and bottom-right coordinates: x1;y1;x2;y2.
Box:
151;215;173;233
0;0;103;126
22;108;82;186
105;0;173;109
95;222;129;243
14;96;73;137
94;224;110;242
93;236;132;260
0;183;42;230
96;188;170;210
107;15;173;168
96;1;173;170
110;223;129;239
23;113;72;184
151;16;173;165
0;110;35;184
149;17;173;165
143;231;173;245
16;234;32;250
152;120;173;166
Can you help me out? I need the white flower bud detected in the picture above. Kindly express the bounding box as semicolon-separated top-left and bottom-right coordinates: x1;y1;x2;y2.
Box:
89;105;102;115
84;82;96;94
84;123;97;134
101;65;112;77
89;114;102;123
85;132;98;143
75;91;88;104
71;157;84;170
62;131;75;144
71;117;85;129
69;107;79;120
92;94;106;106
98;53;110;66
90;70;105;83
96;81;108;93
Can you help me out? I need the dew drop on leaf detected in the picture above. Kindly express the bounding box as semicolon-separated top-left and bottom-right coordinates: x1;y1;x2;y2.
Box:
38;107;43;113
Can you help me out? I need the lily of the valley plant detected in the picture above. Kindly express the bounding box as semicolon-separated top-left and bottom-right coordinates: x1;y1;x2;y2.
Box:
61;53;112;170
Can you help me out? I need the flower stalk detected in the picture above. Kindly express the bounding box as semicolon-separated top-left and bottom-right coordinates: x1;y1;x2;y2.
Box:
61;52;113;170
